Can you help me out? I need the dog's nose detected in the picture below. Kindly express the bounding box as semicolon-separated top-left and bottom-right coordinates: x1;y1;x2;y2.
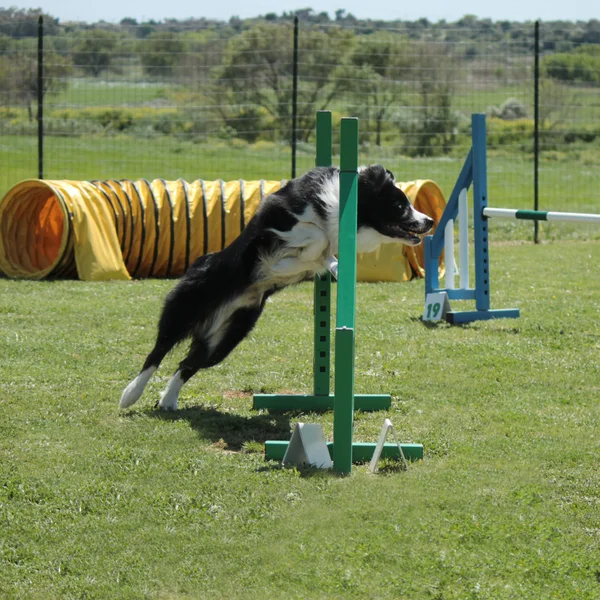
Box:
424;215;434;231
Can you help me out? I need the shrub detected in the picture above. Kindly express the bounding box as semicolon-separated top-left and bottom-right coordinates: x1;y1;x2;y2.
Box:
542;46;600;84
489;98;529;120
486;118;533;147
222;107;267;144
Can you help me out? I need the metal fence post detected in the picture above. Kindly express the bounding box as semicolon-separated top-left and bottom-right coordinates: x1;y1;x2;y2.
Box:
37;15;44;180
534;20;540;243
291;15;299;179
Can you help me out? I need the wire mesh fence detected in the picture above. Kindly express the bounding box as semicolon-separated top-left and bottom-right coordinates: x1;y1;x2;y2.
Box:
1;15;599;241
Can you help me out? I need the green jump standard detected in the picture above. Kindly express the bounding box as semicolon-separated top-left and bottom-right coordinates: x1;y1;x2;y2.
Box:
252;393;391;411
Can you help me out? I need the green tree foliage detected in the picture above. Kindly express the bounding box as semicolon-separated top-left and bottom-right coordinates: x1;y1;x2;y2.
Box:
400;42;460;157
580;19;600;44
2;9;599;155
0;8;59;38
295;26;354;141
178;30;230;84
542;44;600;84
334;32;410;146
0;33;10;54
215;23;353;143
0;49;71;119
73;29;119;77
139;32;185;77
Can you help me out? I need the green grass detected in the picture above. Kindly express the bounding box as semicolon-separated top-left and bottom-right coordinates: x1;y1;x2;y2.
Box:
52;79;168;107
1;240;599;598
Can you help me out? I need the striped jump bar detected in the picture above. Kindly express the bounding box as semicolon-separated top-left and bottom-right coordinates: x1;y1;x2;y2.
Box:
483;208;600;224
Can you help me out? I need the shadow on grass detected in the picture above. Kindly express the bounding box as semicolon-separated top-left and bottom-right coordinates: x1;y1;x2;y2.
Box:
131;405;377;478
147;404;292;451
407;315;451;328
255;462;344;478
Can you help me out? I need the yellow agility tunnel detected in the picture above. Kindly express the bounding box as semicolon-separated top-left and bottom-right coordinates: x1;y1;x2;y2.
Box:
0;178;446;281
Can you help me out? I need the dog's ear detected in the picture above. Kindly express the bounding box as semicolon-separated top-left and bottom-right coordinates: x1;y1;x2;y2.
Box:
362;164;393;191
377;166;396;190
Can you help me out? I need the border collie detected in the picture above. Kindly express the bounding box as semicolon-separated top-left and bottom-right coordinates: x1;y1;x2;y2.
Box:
119;165;433;411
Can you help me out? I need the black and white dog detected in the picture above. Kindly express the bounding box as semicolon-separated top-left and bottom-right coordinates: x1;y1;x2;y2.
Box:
119;165;433;411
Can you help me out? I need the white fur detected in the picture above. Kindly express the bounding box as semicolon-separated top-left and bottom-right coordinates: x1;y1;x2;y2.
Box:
264;202;334;280
159;370;185;411
318;176;341;254
271;221;329;262
411;206;432;227
119;366;156;408
357;227;392;253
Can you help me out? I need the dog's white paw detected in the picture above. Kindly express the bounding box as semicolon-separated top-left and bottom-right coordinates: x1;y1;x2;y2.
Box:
158;392;178;411
158;371;184;411
119;367;156;408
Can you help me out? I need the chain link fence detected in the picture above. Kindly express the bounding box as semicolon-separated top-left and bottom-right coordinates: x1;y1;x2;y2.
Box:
1;15;599;241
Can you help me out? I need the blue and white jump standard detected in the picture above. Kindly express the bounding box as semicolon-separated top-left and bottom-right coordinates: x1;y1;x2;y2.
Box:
424;113;600;325
423;113;520;324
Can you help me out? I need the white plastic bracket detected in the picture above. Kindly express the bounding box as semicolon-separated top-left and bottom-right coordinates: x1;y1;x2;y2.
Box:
369;418;408;473
282;423;333;469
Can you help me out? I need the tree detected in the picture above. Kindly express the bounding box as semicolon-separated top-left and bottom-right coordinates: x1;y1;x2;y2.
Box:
0;8;59;38
580;19;600;44
542;45;600;85
0;49;71;119
176;30;229;85
537;79;578;151
214;23;354;144
400;42;459;157
73;29;119;77
139;31;185;77
0;33;10;54
334;32;410;147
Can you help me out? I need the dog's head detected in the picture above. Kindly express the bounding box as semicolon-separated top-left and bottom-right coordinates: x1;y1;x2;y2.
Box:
357;165;434;249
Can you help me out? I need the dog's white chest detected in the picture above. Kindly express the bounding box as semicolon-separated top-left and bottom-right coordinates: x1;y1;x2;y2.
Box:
263;205;332;281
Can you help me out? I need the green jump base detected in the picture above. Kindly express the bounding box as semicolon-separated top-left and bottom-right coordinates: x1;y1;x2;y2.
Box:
265;440;424;462
446;308;520;324
252;393;391;411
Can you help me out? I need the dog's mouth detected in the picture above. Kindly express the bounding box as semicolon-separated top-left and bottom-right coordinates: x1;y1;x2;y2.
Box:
380;223;430;245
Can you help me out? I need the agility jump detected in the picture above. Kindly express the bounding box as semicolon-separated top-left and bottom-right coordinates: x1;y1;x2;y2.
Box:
424;113;599;325
260;111;424;474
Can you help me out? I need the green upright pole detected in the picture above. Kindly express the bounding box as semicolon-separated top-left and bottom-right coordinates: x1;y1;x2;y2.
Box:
333;117;359;474
315;111;332;167
262;113;423;466
313;111;332;397
255;111;390;416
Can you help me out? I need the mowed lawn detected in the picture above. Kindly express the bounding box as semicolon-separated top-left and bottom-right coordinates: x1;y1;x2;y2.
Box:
0;240;599;599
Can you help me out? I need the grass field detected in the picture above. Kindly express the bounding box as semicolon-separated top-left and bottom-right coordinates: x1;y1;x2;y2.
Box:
1;240;599;599
53;79;168;107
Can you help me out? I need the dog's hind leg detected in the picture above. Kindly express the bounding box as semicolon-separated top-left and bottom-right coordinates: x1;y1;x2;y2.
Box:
119;368;156;409
158;337;207;411
120;308;192;409
158;304;264;411
119;342;172;409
